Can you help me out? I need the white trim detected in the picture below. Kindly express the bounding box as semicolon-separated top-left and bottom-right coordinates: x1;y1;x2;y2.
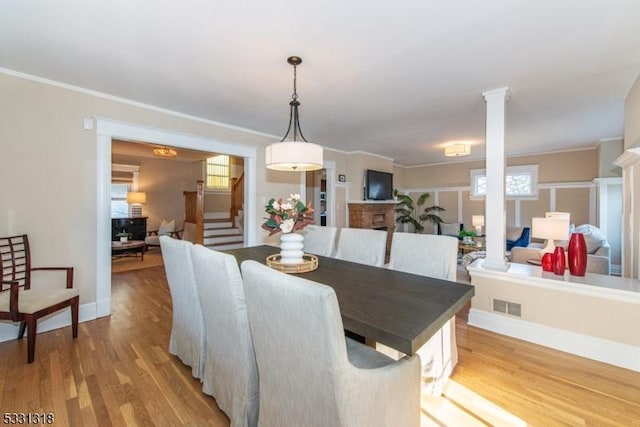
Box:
111;164;140;173
96;118;258;317
1;67;278;140
468;308;640;372
397;146;601;169
0;302;97;343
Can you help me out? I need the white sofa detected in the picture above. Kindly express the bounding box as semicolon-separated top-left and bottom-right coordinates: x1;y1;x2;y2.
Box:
510;224;611;275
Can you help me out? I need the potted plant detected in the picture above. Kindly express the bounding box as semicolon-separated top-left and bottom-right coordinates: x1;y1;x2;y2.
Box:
116;230;132;243
393;189;445;233
458;229;477;244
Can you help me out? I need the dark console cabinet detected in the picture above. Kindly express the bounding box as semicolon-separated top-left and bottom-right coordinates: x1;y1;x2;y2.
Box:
111;217;147;241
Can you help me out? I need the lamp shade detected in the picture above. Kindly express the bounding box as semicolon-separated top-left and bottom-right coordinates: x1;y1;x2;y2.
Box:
472;215;485;227
444;143;471;157
265;142;323;171
532;217;569;240
545;211;570;220
126;192;147;204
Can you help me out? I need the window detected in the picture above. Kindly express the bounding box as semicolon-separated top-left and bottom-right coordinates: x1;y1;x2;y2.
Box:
205;155;230;190
470;165;538;199
111;183;130;217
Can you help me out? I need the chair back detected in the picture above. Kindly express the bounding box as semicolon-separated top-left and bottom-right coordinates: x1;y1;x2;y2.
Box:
159;236;205;379
437;222;463;239
0;235;31;291
335;228;387;267
190;245;258;427
301;225;337;257
241;260;348;427
389;232;458;281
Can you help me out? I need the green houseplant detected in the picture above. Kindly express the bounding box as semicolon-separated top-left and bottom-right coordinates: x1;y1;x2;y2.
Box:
394;189;445;233
458;229;477;243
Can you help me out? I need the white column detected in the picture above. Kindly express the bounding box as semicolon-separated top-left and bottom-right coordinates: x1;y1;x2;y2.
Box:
482;87;511;271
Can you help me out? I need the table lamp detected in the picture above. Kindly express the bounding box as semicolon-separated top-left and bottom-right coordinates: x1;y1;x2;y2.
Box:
531;217;570;255
126;191;147;218
472;215;484;236
545;211;570;220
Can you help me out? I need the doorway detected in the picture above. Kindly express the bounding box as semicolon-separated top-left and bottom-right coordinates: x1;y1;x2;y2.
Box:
95;118;257;319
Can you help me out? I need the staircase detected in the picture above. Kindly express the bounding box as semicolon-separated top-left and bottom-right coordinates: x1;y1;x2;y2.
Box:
203;217;244;250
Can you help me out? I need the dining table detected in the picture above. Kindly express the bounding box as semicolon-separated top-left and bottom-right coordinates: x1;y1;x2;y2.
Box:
225;245;475;355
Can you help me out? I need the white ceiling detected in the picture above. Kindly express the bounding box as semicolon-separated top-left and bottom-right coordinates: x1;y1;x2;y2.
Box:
2;1;639;166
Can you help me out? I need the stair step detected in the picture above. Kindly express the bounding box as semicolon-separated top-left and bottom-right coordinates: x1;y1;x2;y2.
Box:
204;228;241;237
204;221;233;229
204;235;244;245
205;241;245;250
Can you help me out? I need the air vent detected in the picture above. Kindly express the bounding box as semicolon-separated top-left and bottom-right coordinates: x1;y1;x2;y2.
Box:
493;299;507;313
493;298;521;317
507;302;522;317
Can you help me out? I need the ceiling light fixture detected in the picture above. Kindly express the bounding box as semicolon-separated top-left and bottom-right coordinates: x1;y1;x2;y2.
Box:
265;56;323;171
153;146;178;158
444;143;471;157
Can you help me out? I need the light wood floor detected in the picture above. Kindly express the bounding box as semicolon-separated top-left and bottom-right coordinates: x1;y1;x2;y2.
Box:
0;266;639;426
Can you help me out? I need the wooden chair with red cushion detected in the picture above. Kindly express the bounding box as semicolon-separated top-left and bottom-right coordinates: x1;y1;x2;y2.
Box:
0;234;79;363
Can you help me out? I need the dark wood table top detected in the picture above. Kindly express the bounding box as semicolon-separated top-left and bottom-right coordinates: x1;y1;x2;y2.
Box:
225;245;474;355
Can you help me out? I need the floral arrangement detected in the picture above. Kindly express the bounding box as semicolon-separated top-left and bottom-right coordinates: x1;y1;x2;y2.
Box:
262;193;314;235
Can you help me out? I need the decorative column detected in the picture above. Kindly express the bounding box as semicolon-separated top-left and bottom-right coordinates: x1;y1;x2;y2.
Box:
482;87;511;271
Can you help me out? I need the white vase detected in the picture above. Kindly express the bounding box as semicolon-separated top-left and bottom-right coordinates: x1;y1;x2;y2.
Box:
280;233;305;264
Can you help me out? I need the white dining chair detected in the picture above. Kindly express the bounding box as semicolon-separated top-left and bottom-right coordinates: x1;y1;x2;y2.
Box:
300;225;338;257
159;236;205;379
335;227;387;267
190;245;258;427
241;260;420;427
388;232;459;395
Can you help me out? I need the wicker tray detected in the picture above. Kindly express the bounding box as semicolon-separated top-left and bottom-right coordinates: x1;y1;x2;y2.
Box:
266;253;318;274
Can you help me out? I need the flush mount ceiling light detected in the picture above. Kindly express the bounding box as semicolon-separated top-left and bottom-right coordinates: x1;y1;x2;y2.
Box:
265;56;323;172
444;143;471;157
153;146;178;158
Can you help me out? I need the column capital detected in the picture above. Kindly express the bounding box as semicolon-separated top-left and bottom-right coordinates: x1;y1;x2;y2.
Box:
482;86;512;102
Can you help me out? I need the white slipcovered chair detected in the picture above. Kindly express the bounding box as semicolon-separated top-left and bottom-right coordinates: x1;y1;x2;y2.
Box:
241;260;421;427
300;225;338;257
388;232;459;395
190;245;258;427
159;236;205;379
335;228;387;267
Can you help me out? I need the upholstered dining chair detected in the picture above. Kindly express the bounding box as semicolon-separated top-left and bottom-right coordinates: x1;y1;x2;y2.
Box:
300;225;337;257
335;227;387;267
0;234;79;363
159;236;205;379
388;232;459;395
241;260;420;427
190;245;258;427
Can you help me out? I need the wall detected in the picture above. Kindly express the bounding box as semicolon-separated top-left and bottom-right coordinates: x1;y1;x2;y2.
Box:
397;149;599;231
0;72;274;311
598;139;623;178
112;154;201;230
621;73;640;278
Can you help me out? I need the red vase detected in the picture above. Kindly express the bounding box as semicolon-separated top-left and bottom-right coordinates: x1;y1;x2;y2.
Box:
541;252;554;272
568;232;587;276
553;247;565;275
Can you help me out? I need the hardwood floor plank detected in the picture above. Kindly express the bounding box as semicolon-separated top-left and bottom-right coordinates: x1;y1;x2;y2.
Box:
1;264;639;426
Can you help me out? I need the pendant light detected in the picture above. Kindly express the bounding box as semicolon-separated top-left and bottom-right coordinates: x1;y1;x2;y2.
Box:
265;56;323;171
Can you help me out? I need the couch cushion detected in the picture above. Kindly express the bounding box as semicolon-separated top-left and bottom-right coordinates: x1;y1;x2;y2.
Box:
573;224;608;254
158;219;175;236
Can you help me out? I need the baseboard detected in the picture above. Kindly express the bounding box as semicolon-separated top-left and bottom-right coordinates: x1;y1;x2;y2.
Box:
0;302;97;343
468;308;640;372
611;263;622;276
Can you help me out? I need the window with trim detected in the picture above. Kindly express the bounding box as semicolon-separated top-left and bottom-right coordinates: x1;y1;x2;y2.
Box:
111;183;130;217
205;155;230;190
470;165;538;199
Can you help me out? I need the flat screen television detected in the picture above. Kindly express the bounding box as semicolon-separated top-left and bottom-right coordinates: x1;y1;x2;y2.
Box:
365;169;393;200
